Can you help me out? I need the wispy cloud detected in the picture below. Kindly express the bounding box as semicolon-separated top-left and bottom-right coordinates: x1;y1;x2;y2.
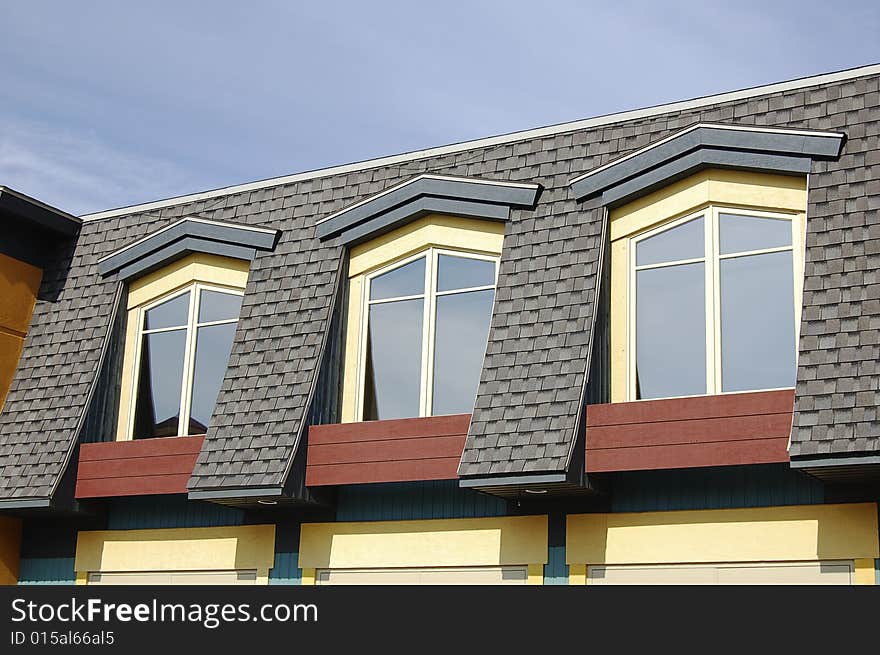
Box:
0;117;206;215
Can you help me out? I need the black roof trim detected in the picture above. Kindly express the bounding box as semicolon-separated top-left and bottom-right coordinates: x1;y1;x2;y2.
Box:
96;217;280;279
315;174;540;245
0;186;81;237
569;123;845;204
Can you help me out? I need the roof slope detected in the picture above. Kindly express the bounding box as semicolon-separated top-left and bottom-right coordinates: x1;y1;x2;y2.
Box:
0;67;877;502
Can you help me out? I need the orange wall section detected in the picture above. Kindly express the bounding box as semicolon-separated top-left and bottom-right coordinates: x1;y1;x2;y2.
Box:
0;252;42;411
0;515;22;584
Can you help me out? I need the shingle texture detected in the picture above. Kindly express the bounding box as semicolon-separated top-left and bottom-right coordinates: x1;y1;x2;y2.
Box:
1;71;877;499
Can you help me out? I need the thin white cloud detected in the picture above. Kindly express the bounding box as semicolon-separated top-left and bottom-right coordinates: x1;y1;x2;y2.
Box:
0;117;204;215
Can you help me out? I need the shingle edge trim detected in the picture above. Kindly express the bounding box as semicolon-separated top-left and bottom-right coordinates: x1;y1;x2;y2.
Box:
569;123;844;200
97;217;279;278
315;175;538;243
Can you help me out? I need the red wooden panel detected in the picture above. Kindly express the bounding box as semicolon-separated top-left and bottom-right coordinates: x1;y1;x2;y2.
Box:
308;435;466;466
586;390;794;427
77;453;200;480
75;436;204;498
308;414;471;445
587;413;793;449
75;474;192;498
79;436;205;461
586;438;790;472
584;390;794;473
306;457;462;487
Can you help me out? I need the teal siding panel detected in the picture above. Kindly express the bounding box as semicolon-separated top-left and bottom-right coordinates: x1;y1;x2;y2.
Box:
336;481;508;521
544;546;568;585
106;496;245;529
18;557;76;585
269;523;301;585
610;465;825;513
269;552;301;585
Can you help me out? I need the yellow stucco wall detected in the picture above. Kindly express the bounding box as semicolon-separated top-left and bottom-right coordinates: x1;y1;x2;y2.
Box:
567;503;879;582
0;515;23;585
0;252;42;412
299;516;548;577
74;525;276;585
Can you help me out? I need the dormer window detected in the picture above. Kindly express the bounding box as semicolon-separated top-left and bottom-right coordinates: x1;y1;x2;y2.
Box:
631;206;797;400
361;249;497;420
607;169;807;403
340;214;505;423
131;284;242;438
115;253;250;441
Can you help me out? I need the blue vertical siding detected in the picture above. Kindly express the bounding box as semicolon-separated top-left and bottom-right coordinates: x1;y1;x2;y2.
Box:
270;552;301;585
106;496;245;529
610;464;825;513
336;480;508;521
544;546;568;585
18;557;76;585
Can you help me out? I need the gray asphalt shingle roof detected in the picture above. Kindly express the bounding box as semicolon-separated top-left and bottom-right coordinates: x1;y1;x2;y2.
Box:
0;68;877;501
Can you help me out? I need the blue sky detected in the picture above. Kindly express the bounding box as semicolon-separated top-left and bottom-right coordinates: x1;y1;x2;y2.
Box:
1;1;878;215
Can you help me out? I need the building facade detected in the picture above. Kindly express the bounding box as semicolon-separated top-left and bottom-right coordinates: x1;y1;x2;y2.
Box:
1;64;879;585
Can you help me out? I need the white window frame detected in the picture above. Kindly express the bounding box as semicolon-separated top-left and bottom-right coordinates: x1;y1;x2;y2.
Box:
627;205;802;401
126;281;244;438
355;246;499;420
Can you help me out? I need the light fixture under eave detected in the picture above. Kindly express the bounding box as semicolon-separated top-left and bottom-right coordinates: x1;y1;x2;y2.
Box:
523;489;548;495
257;499;278;505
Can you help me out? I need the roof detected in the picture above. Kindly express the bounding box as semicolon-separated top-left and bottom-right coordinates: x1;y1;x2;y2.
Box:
0;64;878;505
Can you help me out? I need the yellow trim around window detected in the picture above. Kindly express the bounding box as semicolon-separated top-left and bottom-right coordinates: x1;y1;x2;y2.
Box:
566;503;879;585
74;525;276;585
298;515;547;583
115;253;250;441
609;169;807;402
341;214;504;423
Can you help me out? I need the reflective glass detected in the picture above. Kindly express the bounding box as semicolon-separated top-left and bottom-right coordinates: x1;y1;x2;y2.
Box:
636;217;704;266
363;298;424;419
198;289;243;324
189;322;237;434
144;292;190;330
636;262;706;398
369;257;426;300
432;289;494;415
436;255;495;292
721;251;795;391
132;329;187;438
719;213;791;255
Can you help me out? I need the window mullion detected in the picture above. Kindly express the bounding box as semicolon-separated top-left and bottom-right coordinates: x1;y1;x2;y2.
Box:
421;249;438;417
356;275;370;422
126;306;147;440
178;284;200;436
707;206;721;394
628;239;636;402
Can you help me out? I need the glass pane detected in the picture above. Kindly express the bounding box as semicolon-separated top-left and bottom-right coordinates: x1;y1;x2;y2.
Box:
188;322;237;434
636;216;704;266
436;254;496;292
198;289;243;323
143;292;190;330
636;262;706;399
432;289;494;415
369;257;426;301
363;298;424;420
721;251;795;392
720;213;792;255
132;329;187;438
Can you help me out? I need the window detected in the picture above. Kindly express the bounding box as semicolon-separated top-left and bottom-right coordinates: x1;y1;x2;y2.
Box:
630;206;797;400
129;283;242;439
358;248;497;420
